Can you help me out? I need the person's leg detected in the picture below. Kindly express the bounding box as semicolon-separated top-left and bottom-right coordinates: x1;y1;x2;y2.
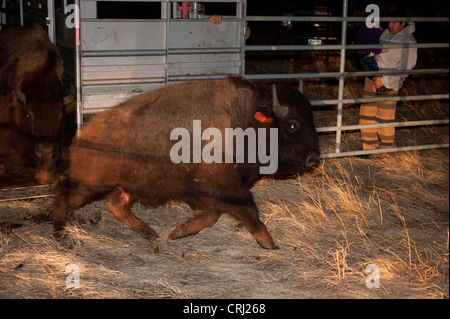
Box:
376;90;398;148
360;77;380;150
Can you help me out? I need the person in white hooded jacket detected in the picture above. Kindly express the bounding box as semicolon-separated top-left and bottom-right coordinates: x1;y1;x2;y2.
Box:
359;16;418;150
373;20;417;91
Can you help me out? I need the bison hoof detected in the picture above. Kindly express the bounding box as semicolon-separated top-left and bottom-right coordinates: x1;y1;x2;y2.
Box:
168;223;202;240
35;170;56;184
168;224;186;240
52;221;66;240
52;231;65;240
136;228;159;240
257;239;279;250
252;229;279;250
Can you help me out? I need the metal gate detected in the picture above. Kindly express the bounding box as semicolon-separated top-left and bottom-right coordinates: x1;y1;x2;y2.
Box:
244;0;449;158
75;0;246;118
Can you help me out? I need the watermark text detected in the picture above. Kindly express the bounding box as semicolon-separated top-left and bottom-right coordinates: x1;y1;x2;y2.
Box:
170;120;278;174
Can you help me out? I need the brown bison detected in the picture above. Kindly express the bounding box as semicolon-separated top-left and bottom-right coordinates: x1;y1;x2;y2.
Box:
53;76;320;249
0;23;74;184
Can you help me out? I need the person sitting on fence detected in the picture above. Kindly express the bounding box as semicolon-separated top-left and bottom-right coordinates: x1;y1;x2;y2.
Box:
359;11;417;150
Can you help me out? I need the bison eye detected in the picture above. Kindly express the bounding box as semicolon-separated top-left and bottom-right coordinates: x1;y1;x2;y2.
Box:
287;119;300;132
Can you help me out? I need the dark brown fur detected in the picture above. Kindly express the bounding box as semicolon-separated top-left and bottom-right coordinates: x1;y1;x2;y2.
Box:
53;76;320;249
0;24;70;184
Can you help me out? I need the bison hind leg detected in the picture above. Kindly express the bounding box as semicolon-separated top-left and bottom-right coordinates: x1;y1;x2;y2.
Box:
105;187;158;240
53;179;104;239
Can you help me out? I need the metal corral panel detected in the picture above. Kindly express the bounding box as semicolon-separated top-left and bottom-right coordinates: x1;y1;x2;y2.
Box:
78;1;245;114
80;20;168;113
168;20;240;49
81;20;166;51
167;20;241;79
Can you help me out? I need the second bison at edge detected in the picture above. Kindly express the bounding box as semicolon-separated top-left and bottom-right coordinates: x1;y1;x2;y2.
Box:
53;76;320;249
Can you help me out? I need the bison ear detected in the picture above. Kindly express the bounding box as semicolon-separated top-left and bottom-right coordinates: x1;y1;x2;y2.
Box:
254;111;274;123
271;84;288;118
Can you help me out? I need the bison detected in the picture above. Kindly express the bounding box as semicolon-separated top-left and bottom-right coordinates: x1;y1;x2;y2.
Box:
0;23;74;184
53;76;320;249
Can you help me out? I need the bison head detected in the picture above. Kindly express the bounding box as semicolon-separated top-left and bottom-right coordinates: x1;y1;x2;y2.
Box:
13;49;74;184
270;83;320;175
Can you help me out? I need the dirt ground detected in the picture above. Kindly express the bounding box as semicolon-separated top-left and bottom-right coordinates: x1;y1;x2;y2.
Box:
0;148;448;299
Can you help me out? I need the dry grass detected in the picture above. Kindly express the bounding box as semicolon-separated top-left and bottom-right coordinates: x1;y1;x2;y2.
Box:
0;149;448;299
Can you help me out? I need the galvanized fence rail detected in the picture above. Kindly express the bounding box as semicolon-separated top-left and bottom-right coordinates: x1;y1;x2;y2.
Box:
244;0;449;158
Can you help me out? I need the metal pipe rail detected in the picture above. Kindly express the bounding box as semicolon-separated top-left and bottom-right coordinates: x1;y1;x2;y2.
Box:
246;43;449;51
246;68;450;80
321;143;449;159
245;0;449;158
316;119;450;133
310;93;450;107
246;16;450;23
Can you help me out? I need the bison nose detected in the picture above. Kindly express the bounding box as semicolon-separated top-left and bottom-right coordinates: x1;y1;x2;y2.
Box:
305;152;320;167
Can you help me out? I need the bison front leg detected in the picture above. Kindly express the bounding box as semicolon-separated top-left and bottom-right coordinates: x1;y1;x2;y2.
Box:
105;187;158;240
168;210;222;240
231;204;279;250
169;195;278;250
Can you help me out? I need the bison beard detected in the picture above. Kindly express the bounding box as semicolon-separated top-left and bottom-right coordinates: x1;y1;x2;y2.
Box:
53;76;320;250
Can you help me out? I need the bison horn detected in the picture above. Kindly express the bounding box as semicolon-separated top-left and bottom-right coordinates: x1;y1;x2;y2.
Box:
15;79;26;103
271;84;288;118
63;84;76;106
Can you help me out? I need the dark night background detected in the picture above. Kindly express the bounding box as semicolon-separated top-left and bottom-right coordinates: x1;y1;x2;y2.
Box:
95;0;449;45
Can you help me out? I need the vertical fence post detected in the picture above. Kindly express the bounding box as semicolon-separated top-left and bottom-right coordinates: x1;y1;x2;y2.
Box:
336;0;348;155
75;0;82;135
164;0;170;86
238;0;247;77
46;0;55;43
19;0;23;26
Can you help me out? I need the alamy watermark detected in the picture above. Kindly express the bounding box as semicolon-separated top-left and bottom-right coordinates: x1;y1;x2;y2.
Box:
170;120;278;175
65;264;80;289
366;4;380;29
65;4;80;29
365;264;380;289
